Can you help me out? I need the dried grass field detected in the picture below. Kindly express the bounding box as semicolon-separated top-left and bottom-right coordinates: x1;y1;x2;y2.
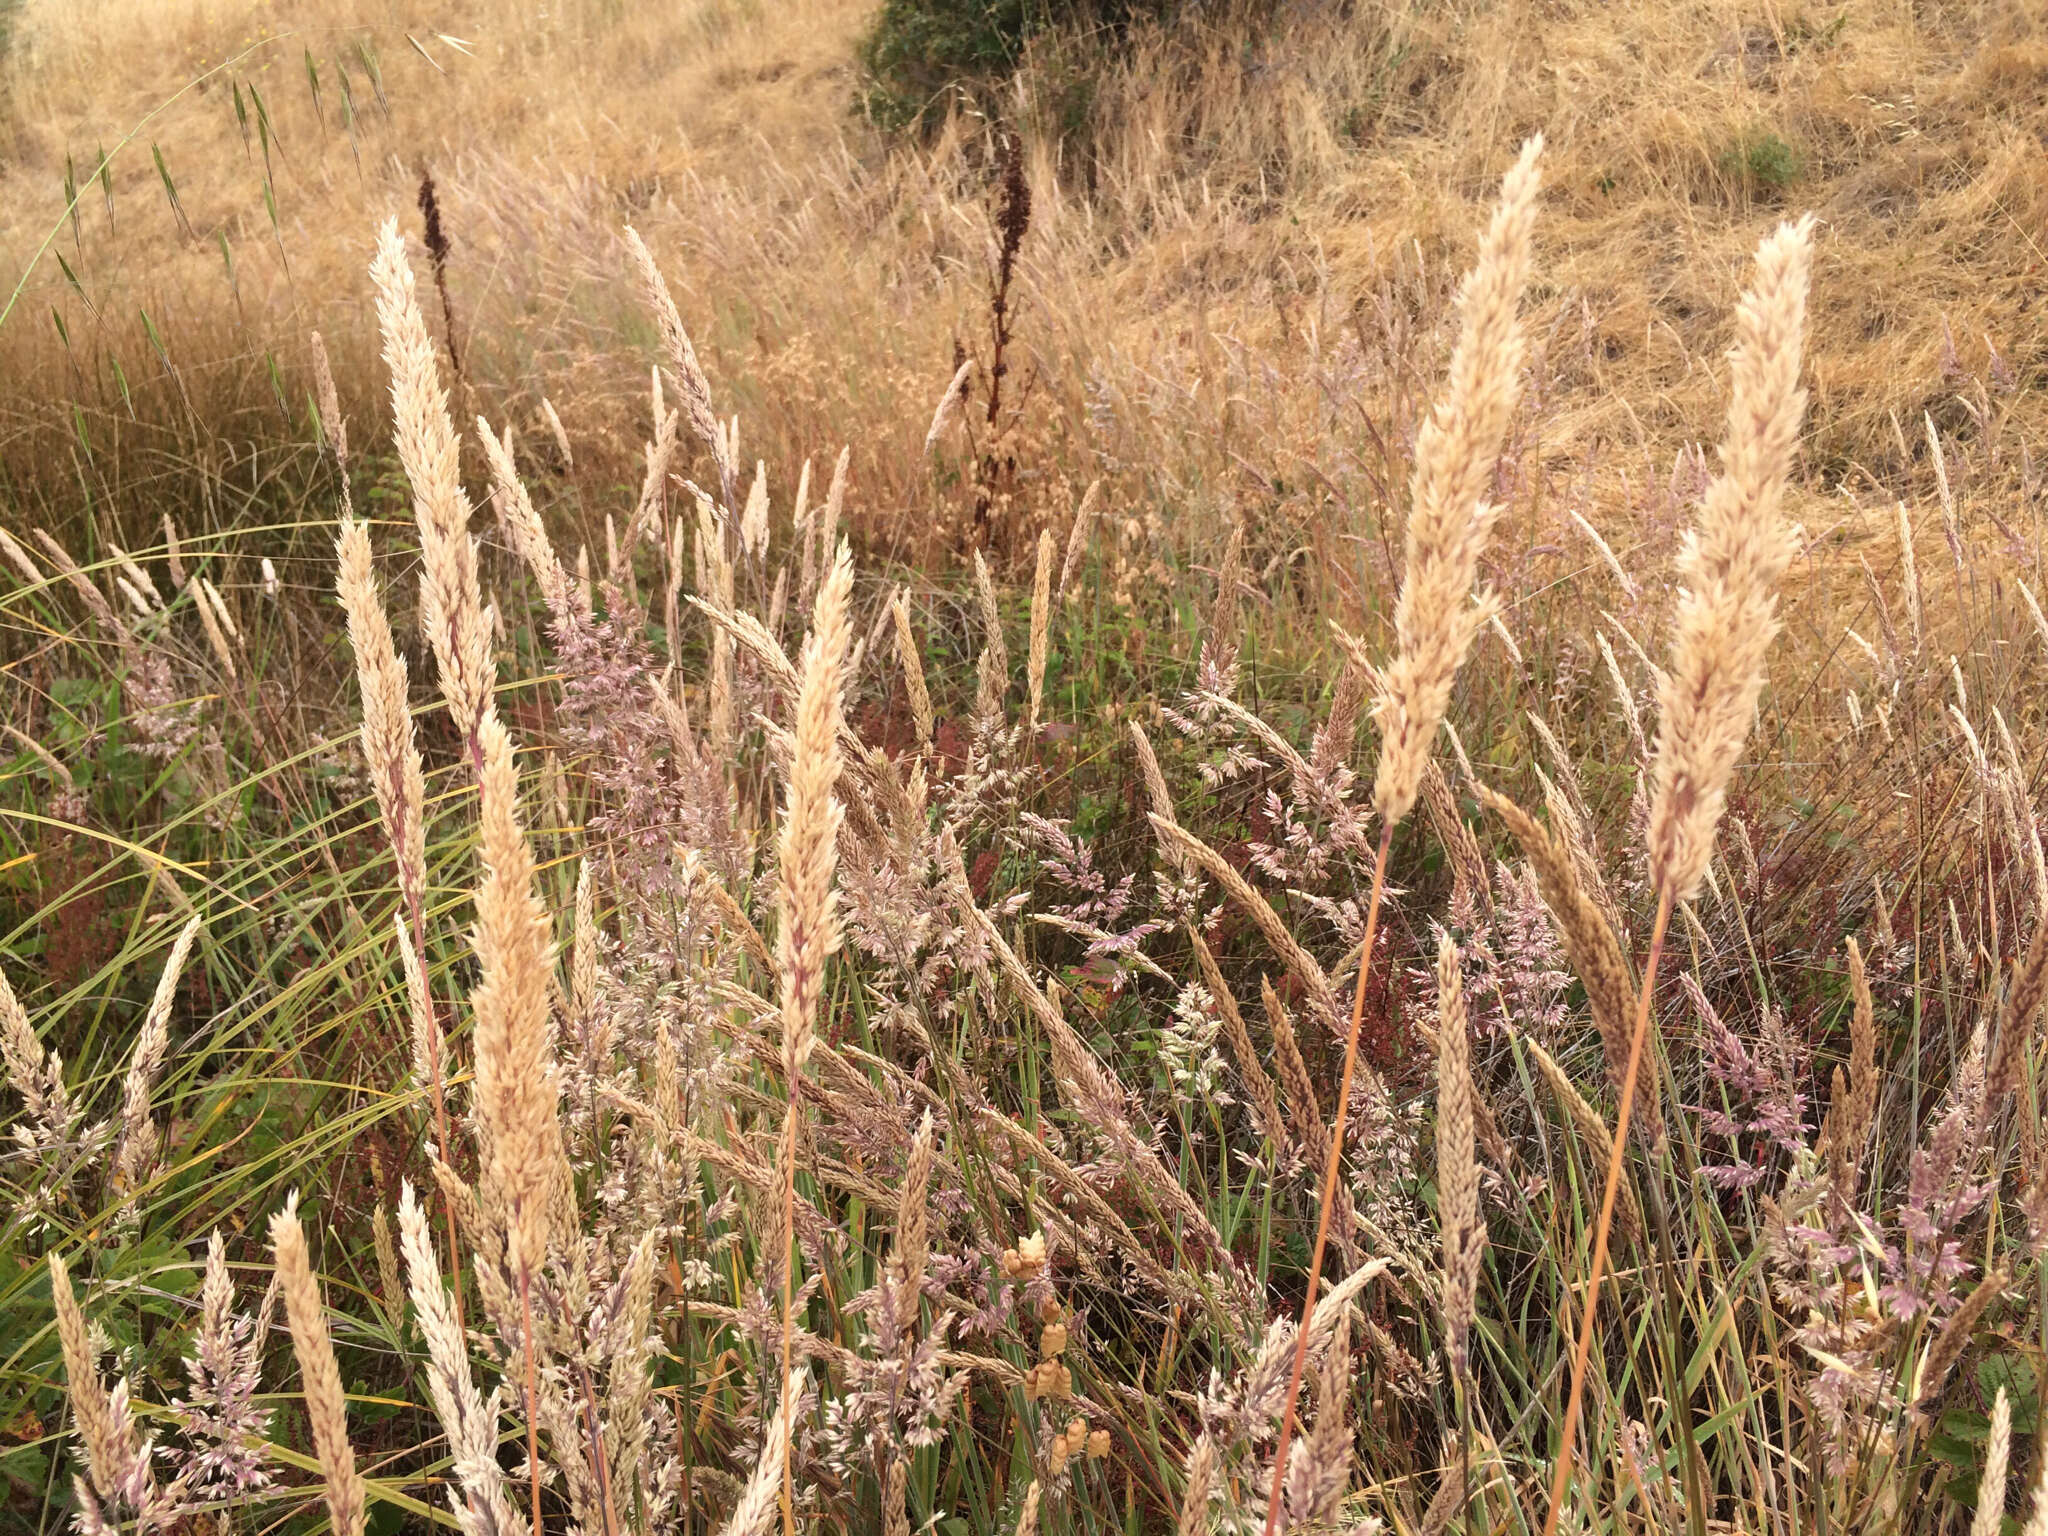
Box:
2;2;2047;1534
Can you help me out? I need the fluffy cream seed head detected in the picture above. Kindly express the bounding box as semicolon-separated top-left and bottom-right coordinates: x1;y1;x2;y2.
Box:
369;218;495;753
778;546;855;1086
337;515;427;916
1372;136;1544;827
624;224;731;501
270;1196;367;1536
1645;215;1815;904
469;713;566;1276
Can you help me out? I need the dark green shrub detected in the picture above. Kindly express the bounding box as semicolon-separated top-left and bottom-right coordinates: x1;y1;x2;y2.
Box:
857;0;1184;131
1717;130;1803;196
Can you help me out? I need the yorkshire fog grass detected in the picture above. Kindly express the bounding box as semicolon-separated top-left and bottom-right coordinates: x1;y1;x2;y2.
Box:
3;4;2048;1536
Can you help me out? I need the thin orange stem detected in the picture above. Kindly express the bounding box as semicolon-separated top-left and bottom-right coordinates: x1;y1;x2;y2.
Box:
1539;884;1675;1536
1261;819;1395;1536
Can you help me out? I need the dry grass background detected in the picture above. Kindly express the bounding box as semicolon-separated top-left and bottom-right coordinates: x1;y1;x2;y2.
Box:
2;0;2042;564
5;2;2048;1534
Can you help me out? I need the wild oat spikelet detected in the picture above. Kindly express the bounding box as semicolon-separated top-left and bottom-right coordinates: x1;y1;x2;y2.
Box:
1434;933;1483;1380
1371;137;1543;827
1644;215;1815;903
337;516;428;918
112;914;201;1197
470;714;566;1277
270;1195;367;1536
777;546;854;1088
370;217;495;760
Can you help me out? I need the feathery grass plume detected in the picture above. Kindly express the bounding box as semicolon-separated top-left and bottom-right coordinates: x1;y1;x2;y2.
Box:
49;1253;143;1500
891;590;933;750
1150;816;1335;1021
191;569;238;680
972;549;1007;720
719;1368;805;1536
470;712;566;1280
815;445;850;599
0;526;42;587
1522;1037;1641;1242
572;859;597;1029
198;576;240;643
777;545;854;1094
479;422;575;621
370;216;495;766
540;397;572;470
1974;1387;2011;1536
885;1456;910;1536
1644;215;1815;905
1988;925;2048;1113
1824;938;1879;1196
112;913;201;1196
774;545;854;1522
925;358;974;455
1476;785;1654;1138
32;528;126;639
624;224;731;506
1567;508;1637;600
1371;135;1542;827
270;1195;367;1536
370;1202;402;1325
337;516;428;919
1916;1265;2007;1412
2;962;77;1141
1435;933;1482;1380
395;914;445;1107
1178;1432;1215;1536
890;1110;935;1338
1262;973;1327;1155
398;1182;516;1535
1027;528;1054;732
310;330;347;470
161;516;186;589
740;460;771;561
2026;1463;2048;1536
1059;479;1102;603
697;492;737;762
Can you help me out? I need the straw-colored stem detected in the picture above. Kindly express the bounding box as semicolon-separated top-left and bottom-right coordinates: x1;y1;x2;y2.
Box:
1260;818;1394;1536
779;1102;800;1536
407;908;466;1340
1540;883;1675;1536
521;1267;542;1536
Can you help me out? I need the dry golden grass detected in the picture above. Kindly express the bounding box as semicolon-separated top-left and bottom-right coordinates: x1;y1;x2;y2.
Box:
0;0;2040;578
